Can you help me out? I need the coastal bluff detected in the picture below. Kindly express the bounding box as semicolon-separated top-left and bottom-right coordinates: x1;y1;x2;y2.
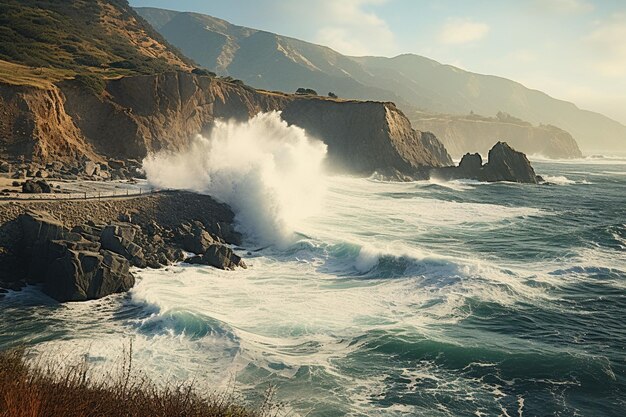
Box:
0;191;245;301
1;71;452;178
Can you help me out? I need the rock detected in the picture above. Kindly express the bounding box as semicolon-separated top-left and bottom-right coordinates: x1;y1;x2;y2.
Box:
181;223;215;254
22;180;42;193
482;142;539;183
21;179;52;193
19;211;70;246
205;221;242;245
35;169;49;179
100;223;139;259
0;161;11;173
185;244;246;270
458;153;482;172
11;181;21;187
46;161;64;172
84;160;100;177
108;159;126;170
43;247;134;302
430;142;540;184
11;170;26;179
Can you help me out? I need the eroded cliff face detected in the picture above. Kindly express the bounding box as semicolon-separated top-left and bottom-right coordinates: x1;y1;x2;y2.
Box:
2;72;452;176
0;83;98;163
411;116;582;159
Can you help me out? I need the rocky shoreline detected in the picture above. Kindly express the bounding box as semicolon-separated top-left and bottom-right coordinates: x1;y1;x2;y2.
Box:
0;191;246;301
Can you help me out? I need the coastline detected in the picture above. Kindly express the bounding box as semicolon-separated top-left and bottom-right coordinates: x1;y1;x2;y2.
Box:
0;190;245;298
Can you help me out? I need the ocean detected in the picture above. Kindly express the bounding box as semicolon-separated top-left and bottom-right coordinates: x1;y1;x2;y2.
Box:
1;112;625;416
1;155;624;416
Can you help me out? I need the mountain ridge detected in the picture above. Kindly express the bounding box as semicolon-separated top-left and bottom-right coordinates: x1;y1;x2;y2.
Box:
136;6;626;153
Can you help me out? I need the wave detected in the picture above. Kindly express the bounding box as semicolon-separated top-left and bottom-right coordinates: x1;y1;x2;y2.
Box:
143;111;328;247
529;154;626;165
540;175;591;185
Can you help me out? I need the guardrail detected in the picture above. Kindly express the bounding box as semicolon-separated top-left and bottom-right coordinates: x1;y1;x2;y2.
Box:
0;187;162;202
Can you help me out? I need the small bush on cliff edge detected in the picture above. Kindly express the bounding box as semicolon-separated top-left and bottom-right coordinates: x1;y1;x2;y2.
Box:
0;348;280;417
73;73;106;95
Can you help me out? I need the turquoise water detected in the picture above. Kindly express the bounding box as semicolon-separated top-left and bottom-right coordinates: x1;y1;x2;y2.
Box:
1;158;625;416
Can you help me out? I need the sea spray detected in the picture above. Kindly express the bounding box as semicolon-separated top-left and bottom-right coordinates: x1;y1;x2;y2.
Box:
143;112;328;247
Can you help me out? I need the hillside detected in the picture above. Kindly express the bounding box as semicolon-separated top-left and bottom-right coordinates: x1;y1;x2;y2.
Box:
0;0;192;85
412;112;582;159
136;7;626;154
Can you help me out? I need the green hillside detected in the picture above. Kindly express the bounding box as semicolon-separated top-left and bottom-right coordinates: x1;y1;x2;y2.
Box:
0;0;192;82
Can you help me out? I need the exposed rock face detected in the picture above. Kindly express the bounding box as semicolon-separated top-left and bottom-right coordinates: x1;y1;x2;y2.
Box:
432;142;540;184
3;72;451;177
0;83;98;163
411;113;583;159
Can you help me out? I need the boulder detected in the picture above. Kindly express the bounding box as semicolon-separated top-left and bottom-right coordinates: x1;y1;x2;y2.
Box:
43;247;134;302
186;244;246;270
99;222;145;266
35;169;49;179
22;180;42;193
182;225;215;254
84;160;100;177
11;170;26;179
22;179;52;193
0;161;11;173
108;159;126;170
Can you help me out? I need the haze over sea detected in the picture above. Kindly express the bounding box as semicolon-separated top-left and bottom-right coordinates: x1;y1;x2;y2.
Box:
1;115;625;416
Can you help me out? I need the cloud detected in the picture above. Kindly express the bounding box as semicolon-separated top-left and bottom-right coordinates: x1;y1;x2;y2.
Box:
310;0;397;56
533;0;594;14
438;18;490;45
585;13;626;77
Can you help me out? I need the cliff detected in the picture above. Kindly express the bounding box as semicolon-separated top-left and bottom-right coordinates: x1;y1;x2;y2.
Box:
411;112;583;160
2;72;451;176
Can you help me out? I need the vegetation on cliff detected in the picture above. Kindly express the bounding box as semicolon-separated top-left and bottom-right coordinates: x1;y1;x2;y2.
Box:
0;0;192;87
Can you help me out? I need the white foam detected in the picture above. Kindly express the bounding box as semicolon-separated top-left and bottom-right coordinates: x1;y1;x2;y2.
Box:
143;111;327;247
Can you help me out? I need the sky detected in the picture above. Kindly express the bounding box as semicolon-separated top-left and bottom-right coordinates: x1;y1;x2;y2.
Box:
129;0;626;125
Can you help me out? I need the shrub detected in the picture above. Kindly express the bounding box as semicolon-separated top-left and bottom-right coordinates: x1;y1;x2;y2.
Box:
328;92;338;98
74;73;106;95
0;348;280;417
295;88;317;95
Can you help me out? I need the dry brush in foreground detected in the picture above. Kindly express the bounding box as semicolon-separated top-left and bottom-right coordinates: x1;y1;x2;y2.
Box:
0;347;279;417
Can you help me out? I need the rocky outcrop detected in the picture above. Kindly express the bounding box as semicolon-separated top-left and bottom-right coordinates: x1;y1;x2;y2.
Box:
0;192;247;301
3;72;451;177
411;113;583;159
17;210;135;302
432;142;541;184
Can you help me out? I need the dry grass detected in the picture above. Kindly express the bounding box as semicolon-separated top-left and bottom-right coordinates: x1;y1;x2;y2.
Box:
0;59;72;88
0;346;280;417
